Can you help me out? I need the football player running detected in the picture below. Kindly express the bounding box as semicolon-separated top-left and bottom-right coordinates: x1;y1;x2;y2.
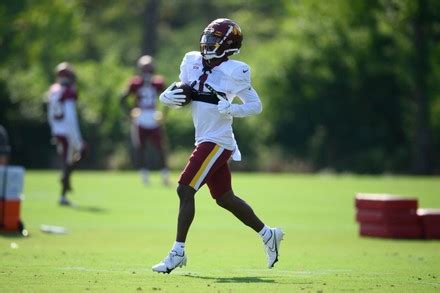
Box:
152;18;284;274
120;55;170;186
47;62;86;206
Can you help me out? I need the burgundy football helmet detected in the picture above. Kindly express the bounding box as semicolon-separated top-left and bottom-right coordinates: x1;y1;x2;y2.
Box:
200;18;243;60
55;62;76;82
137;55;155;74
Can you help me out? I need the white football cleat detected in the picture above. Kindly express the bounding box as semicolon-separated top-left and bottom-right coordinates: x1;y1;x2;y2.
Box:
152;250;187;274
263;227;284;268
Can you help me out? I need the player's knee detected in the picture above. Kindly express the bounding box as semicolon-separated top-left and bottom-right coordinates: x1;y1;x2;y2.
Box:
216;191;235;208
177;184;195;202
216;197;229;208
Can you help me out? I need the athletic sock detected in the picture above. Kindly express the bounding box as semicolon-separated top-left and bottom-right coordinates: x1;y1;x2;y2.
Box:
161;168;170;185
140;169;149;184
172;241;185;255
259;225;272;243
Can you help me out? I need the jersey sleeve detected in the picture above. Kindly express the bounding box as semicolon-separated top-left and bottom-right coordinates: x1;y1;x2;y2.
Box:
179;51;200;85
128;76;143;93
179;54;190;84
152;75;165;92
230;64;252;95
59;85;78;102
230;86;262;118
228;64;262;117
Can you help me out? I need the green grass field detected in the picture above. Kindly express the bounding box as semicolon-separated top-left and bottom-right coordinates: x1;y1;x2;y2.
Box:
1;171;439;292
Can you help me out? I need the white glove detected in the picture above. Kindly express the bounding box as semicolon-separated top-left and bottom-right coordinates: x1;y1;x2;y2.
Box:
217;99;233;116
159;83;186;108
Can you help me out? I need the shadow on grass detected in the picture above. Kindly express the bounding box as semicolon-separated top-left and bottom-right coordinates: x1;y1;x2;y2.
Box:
71;205;108;213
182;273;314;286
183;274;276;283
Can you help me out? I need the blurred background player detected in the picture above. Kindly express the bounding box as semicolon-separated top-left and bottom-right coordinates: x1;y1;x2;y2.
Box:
47;62;86;206
120;55;170;186
0;125;11;165
152;18;283;274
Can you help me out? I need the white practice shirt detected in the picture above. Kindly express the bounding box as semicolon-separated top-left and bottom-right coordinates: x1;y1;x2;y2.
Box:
179;51;262;160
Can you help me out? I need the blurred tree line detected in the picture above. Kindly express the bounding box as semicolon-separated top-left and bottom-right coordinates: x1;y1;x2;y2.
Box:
0;0;439;174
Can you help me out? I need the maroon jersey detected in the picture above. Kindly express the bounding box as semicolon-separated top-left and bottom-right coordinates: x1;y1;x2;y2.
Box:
128;75;165;110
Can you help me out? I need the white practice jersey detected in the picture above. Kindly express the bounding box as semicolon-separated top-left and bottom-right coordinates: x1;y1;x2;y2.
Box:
179;51;262;160
47;83;83;150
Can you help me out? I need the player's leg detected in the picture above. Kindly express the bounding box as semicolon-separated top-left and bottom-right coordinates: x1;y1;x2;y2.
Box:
216;191;265;231
131;124;149;184
60;138;87;206
138;127;149;180
55;135;72;206
176;184;196;242
152;142;229;273
61;164;72;194
207;165;265;231
174;142;231;242
150;183;194;274
208;165;284;268
149;126;170;186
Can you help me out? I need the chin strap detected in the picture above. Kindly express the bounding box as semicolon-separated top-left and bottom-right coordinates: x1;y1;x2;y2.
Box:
202;56;228;70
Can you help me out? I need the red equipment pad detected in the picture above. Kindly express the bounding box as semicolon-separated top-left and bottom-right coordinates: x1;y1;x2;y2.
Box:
356;209;419;224
417;208;440;225
423;226;440;239
1;200;21;231
417;209;440;239
0;200;3;227
355;193;418;210
359;223;423;239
